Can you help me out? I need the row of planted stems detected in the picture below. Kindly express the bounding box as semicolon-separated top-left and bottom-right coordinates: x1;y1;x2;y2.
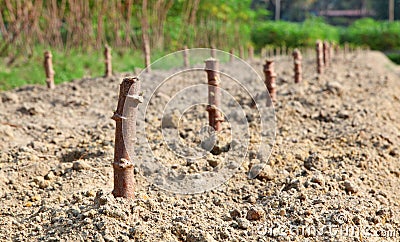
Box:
111;39;343;198
42;41;357;90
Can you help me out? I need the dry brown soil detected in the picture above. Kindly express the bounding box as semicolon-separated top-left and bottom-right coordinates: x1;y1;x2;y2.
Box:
0;51;399;241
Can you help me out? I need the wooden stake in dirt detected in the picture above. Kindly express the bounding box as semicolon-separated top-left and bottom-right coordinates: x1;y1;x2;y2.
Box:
229;48;234;63
287;47;293;58
104;45;112;77
282;46;287;56
205;58;223;132
292;49;302;83
330;42;335;60
111;77;142;199
344;42;349;58
334;44;340;57
183;45;189;68
323;41;330;67
263;59;277;105
268;47;274;58
43;50;55;89
239;46;244;59
316;40;324;74
276;47;281;57
143;40;151;72
248;46;254;61
261;48;266;59
211;46;217;58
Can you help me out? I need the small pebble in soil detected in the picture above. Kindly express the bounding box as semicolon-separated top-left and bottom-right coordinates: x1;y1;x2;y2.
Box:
236;218;251;230
343;180;358;194
246;207;265;221
304;153;328;171
230;209;241;219
72;160;91;171
44;172;56;180
249;163;275;181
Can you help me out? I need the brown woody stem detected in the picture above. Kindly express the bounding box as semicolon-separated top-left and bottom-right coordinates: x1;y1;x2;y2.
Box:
112;77;141;199
43;50;55;89
292;49;302;83
316;40;324;74
104;45;112;77
323;41;330;67
205;58;223;132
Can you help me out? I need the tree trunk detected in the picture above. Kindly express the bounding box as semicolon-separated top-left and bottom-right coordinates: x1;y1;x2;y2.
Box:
389;0;394;21
275;0;281;21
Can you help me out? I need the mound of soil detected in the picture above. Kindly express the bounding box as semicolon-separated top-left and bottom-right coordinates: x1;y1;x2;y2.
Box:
0;51;399;241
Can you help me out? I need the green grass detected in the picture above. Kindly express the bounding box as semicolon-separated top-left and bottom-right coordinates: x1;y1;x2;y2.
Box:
0;46;225;90
0;46;147;90
0;47;236;91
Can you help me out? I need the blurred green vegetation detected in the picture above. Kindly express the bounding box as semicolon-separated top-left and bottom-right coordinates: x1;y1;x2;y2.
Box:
251;18;400;51
251;18;400;65
340;18;400;51
386;52;400;64
1;16;399;90
251;17;340;48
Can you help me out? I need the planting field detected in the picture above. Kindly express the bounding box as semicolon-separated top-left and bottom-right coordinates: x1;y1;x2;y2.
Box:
0;51;399;241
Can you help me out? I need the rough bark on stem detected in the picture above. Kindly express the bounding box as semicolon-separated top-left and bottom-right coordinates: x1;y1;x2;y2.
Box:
104;45;112;77
43;50;55;89
205;58;223;132
111;77;141;199
263;59;276;106
292;49;302;83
